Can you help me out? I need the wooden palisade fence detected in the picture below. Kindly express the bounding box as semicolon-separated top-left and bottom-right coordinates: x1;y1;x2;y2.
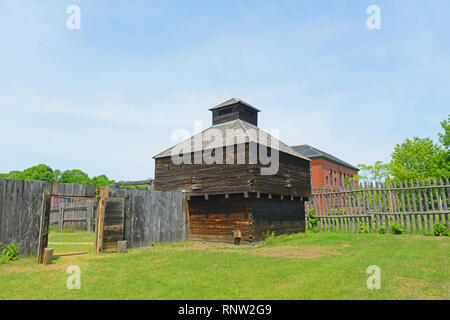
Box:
50;200;97;232
305;178;449;234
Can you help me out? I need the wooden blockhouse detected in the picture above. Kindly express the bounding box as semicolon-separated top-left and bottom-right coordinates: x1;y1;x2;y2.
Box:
153;98;311;244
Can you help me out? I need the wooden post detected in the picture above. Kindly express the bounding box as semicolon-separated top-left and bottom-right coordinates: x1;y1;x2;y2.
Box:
43;248;53;265
95;187;109;254
434;178;443;223
185;197;190;225
37;193;51;264
87;203;92;232
440;179;449;229
59;203;64;230
233;230;241;246
117;241;128;253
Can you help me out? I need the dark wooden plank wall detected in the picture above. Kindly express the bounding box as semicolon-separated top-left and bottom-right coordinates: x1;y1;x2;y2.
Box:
212;104;257;126
155;144;256;195
155;144;310;198
50;201;97;231
187;194;253;243
251;197;306;241
108;187;187;249
253;151;311;198
0;179;96;255
101;198;125;252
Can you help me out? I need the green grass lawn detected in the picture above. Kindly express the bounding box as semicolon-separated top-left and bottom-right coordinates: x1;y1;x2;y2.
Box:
0;232;448;300
47;230;96;254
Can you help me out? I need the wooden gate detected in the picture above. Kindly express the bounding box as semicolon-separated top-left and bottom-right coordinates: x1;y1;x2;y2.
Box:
95;197;125;253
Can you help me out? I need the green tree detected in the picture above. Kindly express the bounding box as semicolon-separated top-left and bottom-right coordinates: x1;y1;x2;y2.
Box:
6;164;56;182
390;137;449;181
439;115;450;156
357;161;392;183
91;174;115;187
0;165;119;187
53;169;62;182
58;169;91;185
3;171;22;179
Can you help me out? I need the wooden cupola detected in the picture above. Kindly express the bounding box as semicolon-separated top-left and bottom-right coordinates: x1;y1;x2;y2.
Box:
209;98;260;126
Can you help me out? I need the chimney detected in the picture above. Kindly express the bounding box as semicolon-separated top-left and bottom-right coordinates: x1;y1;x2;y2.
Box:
209;98;260;126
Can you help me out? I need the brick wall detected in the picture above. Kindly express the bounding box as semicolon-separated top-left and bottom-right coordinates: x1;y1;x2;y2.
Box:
310;158;358;190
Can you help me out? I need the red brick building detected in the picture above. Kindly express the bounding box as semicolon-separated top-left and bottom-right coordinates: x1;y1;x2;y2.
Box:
291;145;359;190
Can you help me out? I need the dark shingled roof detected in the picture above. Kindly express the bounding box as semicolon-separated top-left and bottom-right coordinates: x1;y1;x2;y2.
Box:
154;119;310;161
291;144;359;171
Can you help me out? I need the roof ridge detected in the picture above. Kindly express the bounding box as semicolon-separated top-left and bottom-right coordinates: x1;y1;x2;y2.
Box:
290;145;359;171
154;120;310;161
209;98;261;112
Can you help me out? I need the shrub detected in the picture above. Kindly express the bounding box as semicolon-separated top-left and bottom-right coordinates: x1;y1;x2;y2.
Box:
0;242;20;264
359;223;370;233
431;223;449;237
263;231;276;246
307;208;319;233
378;226;387;234
390;223;406;235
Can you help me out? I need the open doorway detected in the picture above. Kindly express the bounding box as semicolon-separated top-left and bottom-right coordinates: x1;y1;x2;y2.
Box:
37;188;126;263
46;195;98;260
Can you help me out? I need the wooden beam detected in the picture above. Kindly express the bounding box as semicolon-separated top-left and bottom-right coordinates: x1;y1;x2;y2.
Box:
114;179;153;187
95;186;109;254
52;182;58;196
185;198;190;224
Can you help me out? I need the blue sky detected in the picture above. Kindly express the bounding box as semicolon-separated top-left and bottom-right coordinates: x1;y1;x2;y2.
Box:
0;0;448;181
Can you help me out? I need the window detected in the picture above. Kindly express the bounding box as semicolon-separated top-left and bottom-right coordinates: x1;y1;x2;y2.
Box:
218;108;233;116
329;169;333;186
310;168;313;185
242;108;255;117
339;172;342;187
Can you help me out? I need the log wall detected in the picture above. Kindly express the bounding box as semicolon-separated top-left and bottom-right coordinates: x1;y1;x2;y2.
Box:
155;144;310;198
187;194;306;244
187;194;253;243
251;196;306;241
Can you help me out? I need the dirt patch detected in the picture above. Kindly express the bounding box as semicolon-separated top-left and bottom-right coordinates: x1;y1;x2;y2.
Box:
149;242;239;252
148;241;350;259
395;276;444;300
252;244;350;259
0;259;90;275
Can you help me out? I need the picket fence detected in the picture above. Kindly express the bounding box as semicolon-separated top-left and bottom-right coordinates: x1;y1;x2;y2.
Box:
305;178;450;234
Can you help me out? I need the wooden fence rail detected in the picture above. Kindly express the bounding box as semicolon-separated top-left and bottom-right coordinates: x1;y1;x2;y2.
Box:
305;178;450;234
